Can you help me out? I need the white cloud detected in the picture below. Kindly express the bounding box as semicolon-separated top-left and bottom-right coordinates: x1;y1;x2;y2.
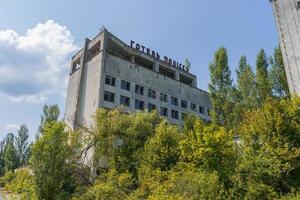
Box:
0;20;78;103
5;124;20;133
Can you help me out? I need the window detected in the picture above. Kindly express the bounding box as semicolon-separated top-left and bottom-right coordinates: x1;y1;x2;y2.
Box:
160;107;168;117
148;103;156;111
171;110;179;119
120;95;130;107
135;85;144;95
182;112;188;121
121;80;130;91
105;75;116;86
296;1;300;10
104;91;115;102
171;97;178;106
191;103;197;111
199;106;205;114
160;93;168;103
181;100;187;108
135;99;144;110
148;89;156;99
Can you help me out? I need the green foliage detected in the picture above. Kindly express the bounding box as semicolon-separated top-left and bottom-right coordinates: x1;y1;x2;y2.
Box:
4;133;17;172
38;104;60;135
30;121;76;200
256;48;272;104
15;125;31;167
0;171;14;187
184;58;191;72
93;109;161;176
141;121;181;171
236;55;257;109
208;47;234;129
179;118;236;187
72;170;133;200
4;168;37;199
270;46;290;98
232;97;300;199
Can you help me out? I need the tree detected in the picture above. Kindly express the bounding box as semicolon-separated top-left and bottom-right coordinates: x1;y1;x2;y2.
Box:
208;47;234;129
4;133;17;172
30;122;75;200
236;55;257;109
256;49;272;104
0;138;6;176
269;46;290;98
179;118;236;188
38;104;60;135
184;58;191;72
15;125;30;167
141;121;181;171
232;97;300;199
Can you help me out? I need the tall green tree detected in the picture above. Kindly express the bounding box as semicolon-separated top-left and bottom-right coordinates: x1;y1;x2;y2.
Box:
4;133;17;172
208;47;234;129
30;121;75;200
15;125;30;167
37;104;60;137
0;138;5;176
269;46;290;98
256;49;272;104
236;55;257;109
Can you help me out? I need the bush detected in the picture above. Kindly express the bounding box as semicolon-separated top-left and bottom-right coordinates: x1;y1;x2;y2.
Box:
0;171;14;187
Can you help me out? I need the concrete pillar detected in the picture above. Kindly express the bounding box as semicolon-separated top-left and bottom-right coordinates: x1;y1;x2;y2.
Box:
131;55;135;63
154;62;159;72
175;71;180;81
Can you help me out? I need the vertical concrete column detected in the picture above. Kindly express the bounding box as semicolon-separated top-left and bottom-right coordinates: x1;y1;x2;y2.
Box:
175;71;180;81
131;55;135;63
154;62;159;72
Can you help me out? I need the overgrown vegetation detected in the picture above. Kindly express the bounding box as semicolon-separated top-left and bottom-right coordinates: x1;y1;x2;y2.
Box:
1;47;299;200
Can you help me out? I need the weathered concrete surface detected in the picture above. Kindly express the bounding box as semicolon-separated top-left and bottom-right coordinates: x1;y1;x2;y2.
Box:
271;0;300;95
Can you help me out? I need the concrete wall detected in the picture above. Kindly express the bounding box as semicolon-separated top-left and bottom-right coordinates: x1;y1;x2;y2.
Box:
271;0;300;95
101;54;211;124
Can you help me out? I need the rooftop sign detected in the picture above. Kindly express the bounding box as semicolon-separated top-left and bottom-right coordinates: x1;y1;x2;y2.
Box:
130;40;189;72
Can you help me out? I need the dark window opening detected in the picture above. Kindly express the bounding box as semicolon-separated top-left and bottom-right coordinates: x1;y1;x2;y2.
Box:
191;103;197;112
135;56;154;71
159;65;175;79
296;1;300;10
171;97;178;106
105;75;116;86
148;103;156;111
120;95;130;107
160;107;168;117
148;89;156;99
199;106;205;114
160;93;168;103
181;100;187;108
135;85;144;95
171;110;179;119
121;80;130;91
72;58;80;73
135;99;144;110
104;91;115;103
180;74;193;86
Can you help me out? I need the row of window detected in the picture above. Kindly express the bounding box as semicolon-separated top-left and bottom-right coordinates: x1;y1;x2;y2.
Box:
104;90;210;120
105;75;208;115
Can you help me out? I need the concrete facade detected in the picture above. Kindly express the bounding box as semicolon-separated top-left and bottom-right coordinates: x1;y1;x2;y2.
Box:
65;28;211;131
270;0;300;95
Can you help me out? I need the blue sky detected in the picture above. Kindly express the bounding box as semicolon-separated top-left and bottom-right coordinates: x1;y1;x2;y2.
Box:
0;0;278;140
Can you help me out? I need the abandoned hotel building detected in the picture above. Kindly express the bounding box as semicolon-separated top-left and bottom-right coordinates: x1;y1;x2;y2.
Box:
64;28;211;130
